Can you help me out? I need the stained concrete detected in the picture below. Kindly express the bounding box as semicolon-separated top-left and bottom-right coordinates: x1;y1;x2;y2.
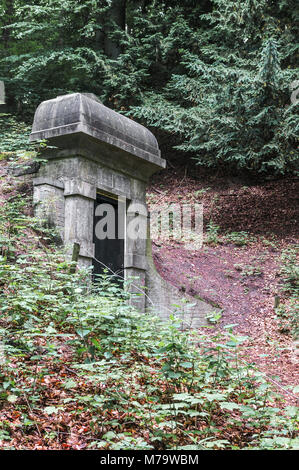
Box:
30;93;215;325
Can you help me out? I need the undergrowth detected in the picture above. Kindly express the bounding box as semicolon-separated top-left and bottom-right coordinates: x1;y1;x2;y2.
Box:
0;180;298;450
275;246;299;340
0;114;32;154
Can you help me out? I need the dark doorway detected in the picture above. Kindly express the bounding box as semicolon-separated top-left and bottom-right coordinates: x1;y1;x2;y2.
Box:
93;192;124;283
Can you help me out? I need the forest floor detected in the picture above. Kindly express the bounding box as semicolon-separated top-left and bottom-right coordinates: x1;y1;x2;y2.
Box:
0;155;298;449
147;166;299;404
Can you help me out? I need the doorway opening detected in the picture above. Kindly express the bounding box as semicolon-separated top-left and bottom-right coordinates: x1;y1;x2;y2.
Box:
93;191;125;284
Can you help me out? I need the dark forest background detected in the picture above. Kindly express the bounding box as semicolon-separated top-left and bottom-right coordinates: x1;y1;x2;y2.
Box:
1;0;298;175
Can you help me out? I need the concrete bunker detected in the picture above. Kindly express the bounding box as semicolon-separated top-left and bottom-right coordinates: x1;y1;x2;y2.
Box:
30;92;216;326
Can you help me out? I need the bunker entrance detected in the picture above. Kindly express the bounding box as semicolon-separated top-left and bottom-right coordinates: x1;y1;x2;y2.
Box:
93;192;125;283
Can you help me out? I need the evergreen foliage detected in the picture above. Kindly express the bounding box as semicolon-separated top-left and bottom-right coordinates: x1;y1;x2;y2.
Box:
0;0;298;174
131;1;299;174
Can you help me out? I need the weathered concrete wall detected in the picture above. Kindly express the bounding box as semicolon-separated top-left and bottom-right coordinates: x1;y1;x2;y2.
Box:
31;152;150;310
29;93;217;326
33;179;65;240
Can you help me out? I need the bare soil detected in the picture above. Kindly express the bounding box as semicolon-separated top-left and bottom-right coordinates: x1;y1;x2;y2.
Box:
148;168;299;403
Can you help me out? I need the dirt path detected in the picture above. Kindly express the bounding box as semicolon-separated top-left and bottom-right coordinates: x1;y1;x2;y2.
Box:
149;169;299;403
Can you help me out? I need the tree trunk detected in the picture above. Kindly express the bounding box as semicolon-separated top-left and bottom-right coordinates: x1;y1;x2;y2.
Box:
104;0;126;59
2;0;14;51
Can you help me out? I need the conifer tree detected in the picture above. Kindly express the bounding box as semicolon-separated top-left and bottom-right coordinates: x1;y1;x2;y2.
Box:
131;0;298;174
0;0;297;174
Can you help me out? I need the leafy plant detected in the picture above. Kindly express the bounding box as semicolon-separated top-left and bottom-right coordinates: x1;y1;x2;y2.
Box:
0;196;297;449
280;246;299;293
234;263;262;277
275;246;299;340
206;310;222;325
224;231;252;246
205;221;220;245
